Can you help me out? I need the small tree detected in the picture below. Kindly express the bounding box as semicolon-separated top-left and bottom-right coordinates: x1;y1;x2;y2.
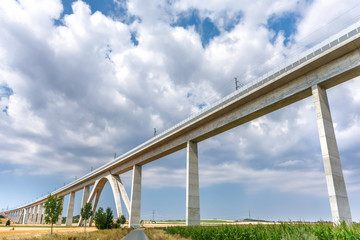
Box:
118;215;126;225
80;202;93;234
94;207;107;230
93;207;114;230
105;208;114;229
44;194;63;235
6;219;10;226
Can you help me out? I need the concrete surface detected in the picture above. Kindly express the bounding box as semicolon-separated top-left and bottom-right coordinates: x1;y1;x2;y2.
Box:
186;141;200;226
124;229;148;240
312;85;352;225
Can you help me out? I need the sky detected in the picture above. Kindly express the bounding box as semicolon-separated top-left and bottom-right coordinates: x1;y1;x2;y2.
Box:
1;0;360;222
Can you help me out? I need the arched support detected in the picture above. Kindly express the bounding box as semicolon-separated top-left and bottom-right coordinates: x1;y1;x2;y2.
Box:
77;173;131;227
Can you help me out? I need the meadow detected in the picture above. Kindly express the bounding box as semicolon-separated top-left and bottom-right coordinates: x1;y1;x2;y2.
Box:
164;222;360;240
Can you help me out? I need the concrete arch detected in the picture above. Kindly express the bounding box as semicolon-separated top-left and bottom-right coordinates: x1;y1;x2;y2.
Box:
78;174;130;227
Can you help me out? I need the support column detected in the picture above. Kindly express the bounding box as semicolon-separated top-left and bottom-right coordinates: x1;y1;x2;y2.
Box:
81;186;90;210
186;141;200;226
56;198;64;225
66;192;76;226
129;165;142;227
312;85;352;225
37;204;43;224
33;205;38;224
23;208;27;224
28;207;34;224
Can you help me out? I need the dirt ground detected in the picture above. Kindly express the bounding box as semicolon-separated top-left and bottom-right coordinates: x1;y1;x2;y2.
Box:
0;225;97;239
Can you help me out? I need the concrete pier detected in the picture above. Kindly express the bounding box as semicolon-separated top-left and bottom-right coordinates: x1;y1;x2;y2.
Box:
37;204;43;224
66;192;75;226
129;165;142;227
186;141;200;226
312;85;352;225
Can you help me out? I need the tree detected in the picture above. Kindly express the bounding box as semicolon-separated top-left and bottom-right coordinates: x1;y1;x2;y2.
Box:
105;208;114;229
6;219;10;226
80;202;93;234
94;207;107;230
93;207;114;230
117;215;126;225
44;194;63;235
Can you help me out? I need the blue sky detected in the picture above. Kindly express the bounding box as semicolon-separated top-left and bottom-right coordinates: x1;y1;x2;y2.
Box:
1;0;360;222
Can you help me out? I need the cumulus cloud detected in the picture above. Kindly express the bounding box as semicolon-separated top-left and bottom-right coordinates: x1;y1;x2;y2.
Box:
0;0;359;203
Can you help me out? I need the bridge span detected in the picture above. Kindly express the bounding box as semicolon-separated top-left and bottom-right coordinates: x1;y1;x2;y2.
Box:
5;20;360;227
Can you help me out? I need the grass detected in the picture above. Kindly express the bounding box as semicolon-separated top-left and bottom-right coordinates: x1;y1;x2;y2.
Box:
165;222;360;240
151;220;230;224
0;228;131;240
144;228;189;240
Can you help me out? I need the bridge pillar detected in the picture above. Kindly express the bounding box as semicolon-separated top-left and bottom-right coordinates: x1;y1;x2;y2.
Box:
129;165;142;227
186;141;200;226
33;205;38;224
56;198;64;225
312;85;352;225
28;206;33;224
66;192;76;226
78;186;90;226
37;204;43;224
23;208;27;224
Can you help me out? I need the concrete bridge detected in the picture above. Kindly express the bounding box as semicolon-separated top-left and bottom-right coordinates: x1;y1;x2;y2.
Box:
5;20;360;227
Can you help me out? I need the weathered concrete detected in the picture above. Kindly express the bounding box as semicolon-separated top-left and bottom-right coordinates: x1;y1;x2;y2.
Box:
312;85;352;225
186;141;200;226
129;165;142;227
66;192;76;226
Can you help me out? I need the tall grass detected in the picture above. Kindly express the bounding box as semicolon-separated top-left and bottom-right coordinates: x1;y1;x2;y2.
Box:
1;228;131;240
166;222;360;240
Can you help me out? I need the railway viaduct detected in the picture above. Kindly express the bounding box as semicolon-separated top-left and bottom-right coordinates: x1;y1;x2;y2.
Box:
4;21;360;227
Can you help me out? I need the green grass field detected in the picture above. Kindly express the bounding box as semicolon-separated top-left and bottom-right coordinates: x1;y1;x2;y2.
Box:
165;222;360;240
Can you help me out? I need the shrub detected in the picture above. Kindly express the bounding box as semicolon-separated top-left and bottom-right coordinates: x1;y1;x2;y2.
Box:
118;215;126;225
6;219;10;226
94;207;107;230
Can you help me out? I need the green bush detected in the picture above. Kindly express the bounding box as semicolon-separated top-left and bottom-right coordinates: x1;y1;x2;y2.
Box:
94;207;114;230
6;219;10;226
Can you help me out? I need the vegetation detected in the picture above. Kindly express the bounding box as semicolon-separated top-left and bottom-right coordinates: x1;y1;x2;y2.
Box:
0;215;5;218
5;220;10;226
0;228;131;240
145;228;189;240
118;215;126;225
80;202;93;234
165;222;360;240
44;194;64;235
93;207;114;230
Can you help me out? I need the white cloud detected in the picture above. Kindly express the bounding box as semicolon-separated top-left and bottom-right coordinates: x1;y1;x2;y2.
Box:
141;161;329;197
0;0;358;200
